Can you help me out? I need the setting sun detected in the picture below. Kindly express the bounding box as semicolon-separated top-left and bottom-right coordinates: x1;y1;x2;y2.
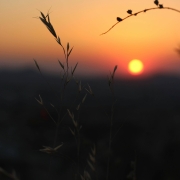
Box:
128;59;144;75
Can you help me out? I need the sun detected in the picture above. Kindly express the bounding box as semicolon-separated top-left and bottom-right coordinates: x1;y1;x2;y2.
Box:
128;59;144;75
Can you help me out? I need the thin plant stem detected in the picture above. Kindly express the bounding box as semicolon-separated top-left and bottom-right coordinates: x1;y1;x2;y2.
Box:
43;105;57;125
101;6;180;35
76;108;81;177
106;66;117;180
36;10;79;180
106;104;114;180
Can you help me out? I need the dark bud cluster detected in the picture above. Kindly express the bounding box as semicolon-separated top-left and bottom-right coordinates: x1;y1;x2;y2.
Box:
159;4;164;8
154;0;163;8
117;17;122;22
127;10;132;14
154;0;159;6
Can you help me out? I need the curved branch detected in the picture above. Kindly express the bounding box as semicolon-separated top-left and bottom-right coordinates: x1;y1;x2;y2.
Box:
100;7;180;35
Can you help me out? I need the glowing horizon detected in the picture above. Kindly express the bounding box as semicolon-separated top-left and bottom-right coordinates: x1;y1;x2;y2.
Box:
1;0;180;78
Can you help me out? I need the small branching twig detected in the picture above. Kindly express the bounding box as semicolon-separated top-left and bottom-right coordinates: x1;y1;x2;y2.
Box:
101;0;180;35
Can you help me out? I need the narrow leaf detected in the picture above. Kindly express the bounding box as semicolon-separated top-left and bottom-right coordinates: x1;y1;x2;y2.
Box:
47;14;50;23
58;60;64;69
72;62;78;75
40;11;46;19
82;94;87;103
39;17;49;27
56;36;62;45
48;22;57;38
69;127;75;136
34;59;41;72
54;143;63;151
68;47;74;57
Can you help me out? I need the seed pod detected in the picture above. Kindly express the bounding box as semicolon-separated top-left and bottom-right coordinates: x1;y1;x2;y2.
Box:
117;17;122;22
127;10;132;14
154;0;159;6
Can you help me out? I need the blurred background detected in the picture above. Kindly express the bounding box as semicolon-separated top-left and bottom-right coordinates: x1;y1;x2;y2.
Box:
1;0;180;179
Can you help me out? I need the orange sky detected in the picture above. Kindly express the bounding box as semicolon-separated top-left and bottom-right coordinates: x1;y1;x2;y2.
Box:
1;0;180;78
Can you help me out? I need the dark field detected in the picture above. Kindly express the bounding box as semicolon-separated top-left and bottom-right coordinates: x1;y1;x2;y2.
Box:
0;69;180;180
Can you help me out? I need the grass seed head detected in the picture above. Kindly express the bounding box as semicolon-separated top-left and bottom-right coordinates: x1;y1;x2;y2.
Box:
56;36;62;45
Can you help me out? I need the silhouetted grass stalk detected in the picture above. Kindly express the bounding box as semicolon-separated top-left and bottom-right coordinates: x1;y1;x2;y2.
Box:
106;65;117;180
34;9;82;179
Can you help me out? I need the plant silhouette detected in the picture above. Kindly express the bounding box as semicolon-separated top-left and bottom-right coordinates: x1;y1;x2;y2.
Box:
101;0;180;35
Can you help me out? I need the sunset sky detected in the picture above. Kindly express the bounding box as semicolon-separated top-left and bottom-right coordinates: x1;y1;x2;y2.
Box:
1;0;180;78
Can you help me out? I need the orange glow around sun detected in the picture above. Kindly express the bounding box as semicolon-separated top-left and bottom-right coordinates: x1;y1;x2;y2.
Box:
128;59;144;75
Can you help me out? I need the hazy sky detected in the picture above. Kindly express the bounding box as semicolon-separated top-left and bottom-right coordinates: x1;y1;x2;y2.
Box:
1;0;180;78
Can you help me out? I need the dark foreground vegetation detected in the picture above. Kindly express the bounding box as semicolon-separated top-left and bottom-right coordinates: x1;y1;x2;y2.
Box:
0;69;180;180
